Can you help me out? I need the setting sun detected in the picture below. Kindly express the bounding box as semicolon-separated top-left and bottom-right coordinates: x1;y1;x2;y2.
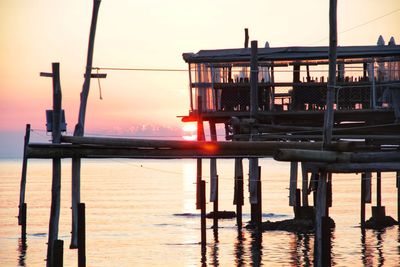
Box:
182;123;197;141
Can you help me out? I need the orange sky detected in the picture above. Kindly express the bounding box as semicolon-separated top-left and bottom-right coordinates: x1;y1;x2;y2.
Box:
0;0;399;143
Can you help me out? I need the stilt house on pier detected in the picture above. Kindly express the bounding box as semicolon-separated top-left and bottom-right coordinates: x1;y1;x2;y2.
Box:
181;37;400;143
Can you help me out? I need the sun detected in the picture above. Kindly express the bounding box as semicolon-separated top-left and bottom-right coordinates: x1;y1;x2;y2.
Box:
182;123;197;141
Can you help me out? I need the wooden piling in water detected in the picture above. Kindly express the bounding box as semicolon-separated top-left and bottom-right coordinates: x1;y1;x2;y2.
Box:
196;97;205;210
71;0;102;248
301;163;309;207
46;62;63;267
315;172;328;267
361;173;366;227
53;239;64;267
21;203;27;240
18;124;30;227
250;165;262;228
397;171;400;224
209;121;218;232
371;171;386;220
289;162;298;207
376;171;382;207
78;203;86;267
234;158;244;229
365;172;372;204
294;189;301;218
200;180;206;246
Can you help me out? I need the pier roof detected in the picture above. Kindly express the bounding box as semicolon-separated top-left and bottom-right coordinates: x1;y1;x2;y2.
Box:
183;45;400;63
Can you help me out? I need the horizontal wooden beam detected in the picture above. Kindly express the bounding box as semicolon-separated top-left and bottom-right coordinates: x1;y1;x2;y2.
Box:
40;72;53;77
275;149;400;163
26;137;356;159
84;73;107;79
60;135;359;152
304;162;400;173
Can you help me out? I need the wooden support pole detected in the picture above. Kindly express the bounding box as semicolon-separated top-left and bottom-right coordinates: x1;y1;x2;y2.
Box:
322;0;337;149
289;162;298;206
244;28;249;48
46;62;63;267
196;97;205;210
249;159;259;205
361;173;366;228
21;203;27;240
18;124;30;226
209;121;218;231
78;203;86;267
376;171;382;207
301;163;309;207
71;0;101;248
250;166;262;228
315;172;328;267
250;40;258;117
294;189;301;219
53;239;64;267
327;173;332;212
365;172;372;203
397;171;400;224
234;158;244;229
200;180;206;247
312;173;319;207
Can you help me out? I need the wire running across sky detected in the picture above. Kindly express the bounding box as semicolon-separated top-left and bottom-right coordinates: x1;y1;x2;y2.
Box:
311;7;400;45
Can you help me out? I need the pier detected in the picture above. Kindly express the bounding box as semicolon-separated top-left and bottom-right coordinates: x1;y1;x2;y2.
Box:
16;0;400;266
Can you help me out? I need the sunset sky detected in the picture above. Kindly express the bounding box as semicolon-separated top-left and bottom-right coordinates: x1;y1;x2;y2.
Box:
0;0;399;156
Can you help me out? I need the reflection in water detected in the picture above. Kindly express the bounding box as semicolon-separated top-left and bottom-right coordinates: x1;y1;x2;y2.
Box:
210;240;219;266
314;228;333;266
361;228;387;267
250;231;263;266
201;245;207;267
375;229;385;267
289;233;314;266
18;238;27;267
234;229;245;266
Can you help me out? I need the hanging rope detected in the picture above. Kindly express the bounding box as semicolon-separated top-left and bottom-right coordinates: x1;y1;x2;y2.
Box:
96;68;103;100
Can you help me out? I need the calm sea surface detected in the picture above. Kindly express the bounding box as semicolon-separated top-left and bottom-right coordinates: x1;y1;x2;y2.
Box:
0;158;399;266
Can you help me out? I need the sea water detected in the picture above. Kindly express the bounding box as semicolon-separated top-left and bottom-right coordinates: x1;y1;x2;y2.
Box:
0;158;399;266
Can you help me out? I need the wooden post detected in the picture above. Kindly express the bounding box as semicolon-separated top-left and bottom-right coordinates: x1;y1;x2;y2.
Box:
18;124;30;226
250;40;258;117
21;203;27;240
249;159;259;222
289;162;298;206
372;171;386;220
46;62;63;267
397;171;400;224
234;158;244;229
209;121;218;231
295;189;301;219
312;173;319;207
244;28;249;48
376;171;382;207
200;180;206;247
196;97;205;210
315;173;328;267
71;0;101;248
322;0;337;149
361;173;366;227
301;163;309;207
327;173;332;215
250;165;262;228
53;239;64;267
365;172;372;203
78;203;86;267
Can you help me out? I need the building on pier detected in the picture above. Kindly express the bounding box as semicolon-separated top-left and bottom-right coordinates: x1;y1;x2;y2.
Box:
181;39;400;142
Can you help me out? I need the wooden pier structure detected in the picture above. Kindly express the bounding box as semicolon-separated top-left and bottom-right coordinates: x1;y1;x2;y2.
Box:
17;0;400;266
